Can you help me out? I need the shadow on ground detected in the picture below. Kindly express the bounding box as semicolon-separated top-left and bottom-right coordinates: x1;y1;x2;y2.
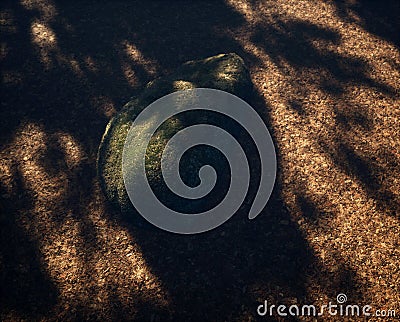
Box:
1;0;398;320
332;0;399;47
0;169;59;318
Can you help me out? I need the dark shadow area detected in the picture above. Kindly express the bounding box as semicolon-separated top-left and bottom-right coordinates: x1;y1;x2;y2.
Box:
1;0;396;319
292;191;369;306
332;0;400;47
289;99;307;116
334;103;374;131
0;168;59;318
118;185;313;320
114;87;365;320
0;0;248;155
319;138;400;218
250;14;398;221
297;194;321;223
0;4;249;317
251;19;396;97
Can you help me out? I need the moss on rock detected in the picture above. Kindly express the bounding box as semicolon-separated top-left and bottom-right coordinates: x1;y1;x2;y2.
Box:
97;53;254;217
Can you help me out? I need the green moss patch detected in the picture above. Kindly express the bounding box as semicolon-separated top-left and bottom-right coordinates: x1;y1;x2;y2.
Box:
97;53;254;217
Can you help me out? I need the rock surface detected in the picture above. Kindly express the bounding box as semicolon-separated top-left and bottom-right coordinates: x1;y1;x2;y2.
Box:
97;53;254;217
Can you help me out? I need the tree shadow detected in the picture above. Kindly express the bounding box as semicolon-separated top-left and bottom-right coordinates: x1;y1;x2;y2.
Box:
331;0;400;47
1;0;392;319
0;168;59;319
250;19;396;97
1;0;270;319
319;138;400;218
334;103;374;131
250;15;398;220
115;86;365;320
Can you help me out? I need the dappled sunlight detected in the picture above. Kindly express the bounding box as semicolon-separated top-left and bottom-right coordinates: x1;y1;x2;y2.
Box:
30;18;86;75
31;20;57;46
20;0;57;21
25;0;58;68
225;0;259;24
90;216;171;311
172;80;195;91
41;185;171;319
56;132;86;169
10;123;66;202
22;0;93;77
30;20;57;67
67;58;84;77
1;0;399;319
226;0;400;311
0;122;170;319
123;41;158;76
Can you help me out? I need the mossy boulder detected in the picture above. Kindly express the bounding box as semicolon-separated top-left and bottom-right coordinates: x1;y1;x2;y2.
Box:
97;53;254;217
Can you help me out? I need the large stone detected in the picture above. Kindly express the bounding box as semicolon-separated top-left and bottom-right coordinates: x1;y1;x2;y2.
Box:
97;53;254;218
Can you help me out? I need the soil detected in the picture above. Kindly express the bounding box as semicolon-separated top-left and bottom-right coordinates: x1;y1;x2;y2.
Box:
1;0;399;321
